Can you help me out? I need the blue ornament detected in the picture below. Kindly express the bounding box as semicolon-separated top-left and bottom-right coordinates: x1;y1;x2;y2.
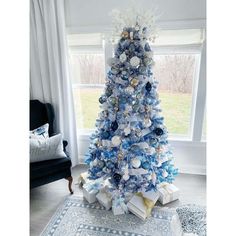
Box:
145;82;152;92
101;131;110;139
106;87;113;97
154;128;164;136
111;121;118;131
113;173;122;185
99;96;106;104
97;160;105;169
106;161;115;169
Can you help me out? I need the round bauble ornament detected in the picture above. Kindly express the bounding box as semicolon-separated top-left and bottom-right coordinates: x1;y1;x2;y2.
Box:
144;118;152;128
99;96;106;104
97;160;105;169
106;161;115;169
131;158;141;168
109;97;117;106
144;58;153;66
101;131;110;139
154;127;164;136
139;66;147;75
145;82;152;92
123;174;130;181
142;161;151;170
113;173;122;185
124;126;131;136
111;120;118;131
112;135;121;147
119;53;127;63
105;87;113;97
111;68;119;75
130;78;139;87
162;170;169;178
121;31;129;39
125;86;134;95
130;56;140;67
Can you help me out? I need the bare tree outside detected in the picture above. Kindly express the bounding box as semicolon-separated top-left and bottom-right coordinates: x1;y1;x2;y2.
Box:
69;52;197;135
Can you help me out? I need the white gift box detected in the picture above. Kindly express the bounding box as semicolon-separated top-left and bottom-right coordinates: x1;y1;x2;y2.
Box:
83;180;104;204
112;197;128;216
96;190;112;210
127;191;160;220
158;183;180;205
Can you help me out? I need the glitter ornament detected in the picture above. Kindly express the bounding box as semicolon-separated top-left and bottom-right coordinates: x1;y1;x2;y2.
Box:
130;78;139;87
144;117;152;128
111;120;119;131
130;56;140;67
112;135;121;146
154;127;164;136
125;86;134;94
99;96;106;104
145;82;152;92
124;126;131;136
119;52;127;63
121;31;129;38
131;158;141;168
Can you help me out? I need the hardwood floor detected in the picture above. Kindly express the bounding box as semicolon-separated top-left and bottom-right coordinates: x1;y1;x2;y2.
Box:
30;164;206;236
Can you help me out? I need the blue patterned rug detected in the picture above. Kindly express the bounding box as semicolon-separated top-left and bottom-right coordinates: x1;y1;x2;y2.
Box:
40;195;183;236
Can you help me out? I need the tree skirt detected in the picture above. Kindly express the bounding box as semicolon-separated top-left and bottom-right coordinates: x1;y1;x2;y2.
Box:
40;195;183;236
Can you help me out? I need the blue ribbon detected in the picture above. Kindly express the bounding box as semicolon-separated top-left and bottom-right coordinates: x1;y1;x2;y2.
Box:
112;197;128;213
84;181;103;193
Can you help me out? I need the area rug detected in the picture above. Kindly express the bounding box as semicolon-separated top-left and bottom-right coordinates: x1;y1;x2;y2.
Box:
176;204;206;236
40;195;183;236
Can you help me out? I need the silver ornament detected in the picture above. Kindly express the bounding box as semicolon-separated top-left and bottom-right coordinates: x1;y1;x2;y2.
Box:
119;53;127;63
130;56;140;67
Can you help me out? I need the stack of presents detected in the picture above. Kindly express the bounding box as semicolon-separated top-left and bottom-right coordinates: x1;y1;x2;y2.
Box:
78;171;180;220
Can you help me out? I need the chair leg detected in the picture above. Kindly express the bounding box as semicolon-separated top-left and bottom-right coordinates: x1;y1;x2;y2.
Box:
66;176;73;194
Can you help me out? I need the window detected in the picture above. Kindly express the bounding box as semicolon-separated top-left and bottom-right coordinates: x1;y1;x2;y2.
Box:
68;29;205;140
153;53;200;137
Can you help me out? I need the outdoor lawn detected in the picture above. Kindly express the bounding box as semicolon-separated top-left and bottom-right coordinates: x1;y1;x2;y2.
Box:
73;88;192;136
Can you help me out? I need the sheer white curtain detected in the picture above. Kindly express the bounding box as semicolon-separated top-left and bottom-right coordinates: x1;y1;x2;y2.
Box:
30;0;79;166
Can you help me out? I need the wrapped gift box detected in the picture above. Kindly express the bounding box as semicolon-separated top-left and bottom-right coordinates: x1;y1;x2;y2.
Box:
82;180;104;204
158;183;180;205
127;190;160;220
152;207;183;236
78;171;90;187
112;197;128;216
96;189;112;210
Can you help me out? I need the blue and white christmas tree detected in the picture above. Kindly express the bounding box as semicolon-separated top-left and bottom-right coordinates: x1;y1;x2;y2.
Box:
85;11;178;197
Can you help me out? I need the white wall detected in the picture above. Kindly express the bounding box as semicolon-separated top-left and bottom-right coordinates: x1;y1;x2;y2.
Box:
65;0;206;29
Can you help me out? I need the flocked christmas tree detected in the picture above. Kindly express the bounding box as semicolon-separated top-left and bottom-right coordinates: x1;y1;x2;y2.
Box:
85;10;178;198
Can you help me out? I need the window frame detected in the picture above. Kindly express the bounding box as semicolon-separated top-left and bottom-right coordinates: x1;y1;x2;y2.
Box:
68;33;206;143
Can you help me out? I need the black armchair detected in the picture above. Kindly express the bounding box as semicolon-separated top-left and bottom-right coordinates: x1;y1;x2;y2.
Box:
30;100;73;194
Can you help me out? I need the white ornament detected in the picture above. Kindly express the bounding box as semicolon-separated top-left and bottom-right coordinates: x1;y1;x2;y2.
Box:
147;147;156;155
162;170;169;178
131;158;141;168
125;86;134;94
123;174;130;181
144;118;152;128
124;126;131;136
130;31;134;40
130;56;140;67
119;53;127;63
111;135;121;146
92;159;98;167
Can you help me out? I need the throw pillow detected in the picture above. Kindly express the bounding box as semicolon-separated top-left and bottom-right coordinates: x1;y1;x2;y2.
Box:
30;123;49;139
30;133;66;163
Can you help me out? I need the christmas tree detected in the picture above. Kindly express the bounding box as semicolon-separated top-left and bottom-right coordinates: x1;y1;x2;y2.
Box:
85;12;178;198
